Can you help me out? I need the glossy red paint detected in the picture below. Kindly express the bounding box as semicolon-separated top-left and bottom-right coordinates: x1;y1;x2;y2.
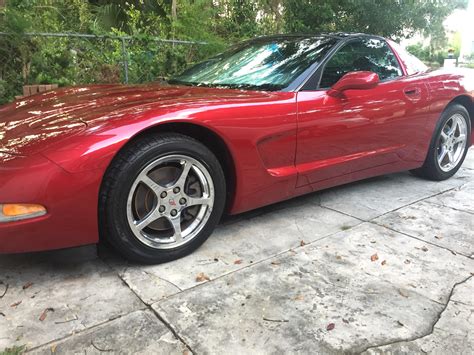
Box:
327;71;379;97
1;40;473;254
0;154;100;252
296;74;433;186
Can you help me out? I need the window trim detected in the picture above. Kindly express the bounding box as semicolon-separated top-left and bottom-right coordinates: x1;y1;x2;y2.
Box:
293;38;347;91
387;40;429;76
386;39;408;76
281;36;343;92
300;36;405;92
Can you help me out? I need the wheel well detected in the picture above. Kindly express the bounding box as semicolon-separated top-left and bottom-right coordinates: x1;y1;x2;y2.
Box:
129;122;236;213
450;95;474;129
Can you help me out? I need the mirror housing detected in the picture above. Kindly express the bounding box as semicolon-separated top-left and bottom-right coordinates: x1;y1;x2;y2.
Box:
327;71;379;97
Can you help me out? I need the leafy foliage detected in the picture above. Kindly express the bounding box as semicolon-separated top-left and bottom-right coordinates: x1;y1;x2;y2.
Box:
0;0;467;104
0;345;25;355
284;0;467;40
407;31;463;67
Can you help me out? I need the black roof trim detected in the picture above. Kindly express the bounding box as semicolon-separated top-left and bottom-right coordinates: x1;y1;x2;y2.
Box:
249;32;386;42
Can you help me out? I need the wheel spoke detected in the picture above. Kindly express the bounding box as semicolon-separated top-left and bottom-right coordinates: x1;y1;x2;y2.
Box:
136;209;160;231
447;119;458;136
186;195;212;208
447;150;454;164
440;131;448;142
139;175;164;195
438;146;448;165
168;215;183;242
175;160;192;188
454;133;466;145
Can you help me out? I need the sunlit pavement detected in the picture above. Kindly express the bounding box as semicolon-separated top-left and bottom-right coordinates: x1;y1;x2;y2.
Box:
1;148;473;354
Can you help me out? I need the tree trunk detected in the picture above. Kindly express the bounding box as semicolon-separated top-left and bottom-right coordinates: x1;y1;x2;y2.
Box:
171;0;177;43
171;0;177;21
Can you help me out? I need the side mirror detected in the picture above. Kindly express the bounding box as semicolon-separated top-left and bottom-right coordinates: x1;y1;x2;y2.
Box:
327;71;379;97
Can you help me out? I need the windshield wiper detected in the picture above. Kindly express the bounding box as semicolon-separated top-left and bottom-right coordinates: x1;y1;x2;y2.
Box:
167;79;196;86
223;83;283;91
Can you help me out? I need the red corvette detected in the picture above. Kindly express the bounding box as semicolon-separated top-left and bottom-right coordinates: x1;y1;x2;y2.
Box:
1;33;473;263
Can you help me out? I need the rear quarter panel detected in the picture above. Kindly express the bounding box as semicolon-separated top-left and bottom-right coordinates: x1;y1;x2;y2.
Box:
424;69;474;146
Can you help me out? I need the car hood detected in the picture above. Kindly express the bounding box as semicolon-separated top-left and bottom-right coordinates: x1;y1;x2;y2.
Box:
0;83;276;157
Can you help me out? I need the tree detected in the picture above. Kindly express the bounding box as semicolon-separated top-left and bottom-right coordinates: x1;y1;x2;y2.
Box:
0;0;468;104
283;0;468;40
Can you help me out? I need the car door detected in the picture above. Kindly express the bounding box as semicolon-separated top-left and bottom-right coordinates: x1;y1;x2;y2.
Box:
295;37;430;187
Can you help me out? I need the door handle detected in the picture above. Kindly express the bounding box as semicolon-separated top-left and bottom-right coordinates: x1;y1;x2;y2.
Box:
403;87;421;100
404;88;420;95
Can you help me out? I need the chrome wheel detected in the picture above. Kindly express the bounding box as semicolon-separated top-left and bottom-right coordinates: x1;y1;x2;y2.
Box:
436;113;468;172
126;154;214;249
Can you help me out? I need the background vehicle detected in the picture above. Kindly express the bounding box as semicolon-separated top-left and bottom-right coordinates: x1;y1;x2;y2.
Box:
0;33;472;263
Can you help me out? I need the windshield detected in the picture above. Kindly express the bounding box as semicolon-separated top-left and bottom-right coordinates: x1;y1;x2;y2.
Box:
170;36;338;90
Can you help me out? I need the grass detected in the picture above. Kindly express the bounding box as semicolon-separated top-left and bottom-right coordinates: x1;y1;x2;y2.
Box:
0;346;25;355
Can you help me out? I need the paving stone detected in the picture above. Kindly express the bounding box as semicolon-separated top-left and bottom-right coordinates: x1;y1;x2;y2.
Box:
302;223;473;303
425;181;474;215
463;147;474;170
451;275;474;307
152;223;474;354
364;276;474;355
1;152;472;353
318;168;472;221
374;200;474;257
0;248;144;350
28;310;189;355
106;199;360;304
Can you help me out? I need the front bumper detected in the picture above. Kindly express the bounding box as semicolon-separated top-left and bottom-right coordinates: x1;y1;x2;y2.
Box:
0;153;101;253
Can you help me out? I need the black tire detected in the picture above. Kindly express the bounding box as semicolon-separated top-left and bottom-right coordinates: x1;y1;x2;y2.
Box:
411;103;471;181
99;133;226;264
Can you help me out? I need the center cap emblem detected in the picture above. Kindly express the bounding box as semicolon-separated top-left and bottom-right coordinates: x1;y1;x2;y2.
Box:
169;198;176;206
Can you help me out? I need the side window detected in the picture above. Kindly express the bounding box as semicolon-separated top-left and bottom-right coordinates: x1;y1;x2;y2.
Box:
319;38;403;88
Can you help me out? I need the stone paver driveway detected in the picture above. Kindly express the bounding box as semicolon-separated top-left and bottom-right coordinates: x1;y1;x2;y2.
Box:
1;149;473;354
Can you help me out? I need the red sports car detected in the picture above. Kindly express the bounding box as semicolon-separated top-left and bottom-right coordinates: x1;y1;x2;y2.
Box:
1;33;473;263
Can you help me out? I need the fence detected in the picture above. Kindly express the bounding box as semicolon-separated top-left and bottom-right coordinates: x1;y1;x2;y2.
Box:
0;32;210;104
